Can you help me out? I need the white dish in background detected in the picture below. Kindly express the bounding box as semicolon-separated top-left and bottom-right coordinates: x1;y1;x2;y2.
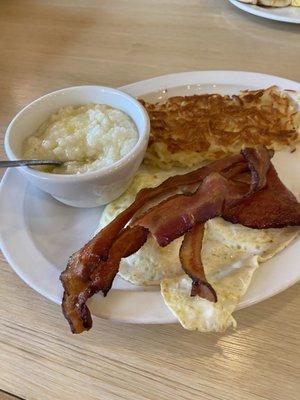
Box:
228;0;300;24
4;85;150;208
0;71;300;324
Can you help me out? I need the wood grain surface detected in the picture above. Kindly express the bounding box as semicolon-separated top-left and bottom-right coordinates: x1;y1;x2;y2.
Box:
0;1;299;399
0;391;23;400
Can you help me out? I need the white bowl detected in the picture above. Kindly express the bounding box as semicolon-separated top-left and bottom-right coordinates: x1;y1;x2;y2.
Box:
4;86;150;208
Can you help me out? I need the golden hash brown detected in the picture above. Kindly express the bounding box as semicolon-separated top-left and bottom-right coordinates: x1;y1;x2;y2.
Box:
140;86;300;169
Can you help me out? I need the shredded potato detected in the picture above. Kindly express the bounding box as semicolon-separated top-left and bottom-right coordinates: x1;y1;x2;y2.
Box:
141;86;300;169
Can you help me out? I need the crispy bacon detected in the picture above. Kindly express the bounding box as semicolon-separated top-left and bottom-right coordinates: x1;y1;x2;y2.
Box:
61;145;300;334
241;147;273;191
61;153;246;333
133;148;271;247
180;224;217;302
62;226;148;333
134;147;271;246
134;172;248;246
224;165;300;229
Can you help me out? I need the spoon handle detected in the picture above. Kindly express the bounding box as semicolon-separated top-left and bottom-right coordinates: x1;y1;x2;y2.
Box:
0;160;63;168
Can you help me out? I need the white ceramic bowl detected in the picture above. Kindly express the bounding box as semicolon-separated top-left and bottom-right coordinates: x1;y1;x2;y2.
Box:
4;86;150;207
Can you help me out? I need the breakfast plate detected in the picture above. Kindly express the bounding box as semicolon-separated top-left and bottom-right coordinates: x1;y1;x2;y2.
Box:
228;0;300;24
0;71;300;325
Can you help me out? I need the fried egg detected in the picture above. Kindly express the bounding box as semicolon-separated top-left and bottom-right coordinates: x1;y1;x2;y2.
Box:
161;219;297;332
98;166;298;331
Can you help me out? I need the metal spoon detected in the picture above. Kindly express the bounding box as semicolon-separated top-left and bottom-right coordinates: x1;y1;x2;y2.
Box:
0;159;63;168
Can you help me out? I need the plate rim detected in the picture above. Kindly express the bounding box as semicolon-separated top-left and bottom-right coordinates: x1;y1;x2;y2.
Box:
120;70;300;94
228;0;300;24
1;70;300;324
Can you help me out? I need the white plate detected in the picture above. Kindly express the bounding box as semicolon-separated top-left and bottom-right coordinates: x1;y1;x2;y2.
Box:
228;0;300;24
1;71;300;325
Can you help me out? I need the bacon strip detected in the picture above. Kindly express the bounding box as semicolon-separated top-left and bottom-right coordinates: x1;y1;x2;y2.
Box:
61;146;285;334
134;173;245;246
180;224;217;302
62;226;148;334
224;165;300;229
61;153;246;333
134;147;271;246
241;147;273;191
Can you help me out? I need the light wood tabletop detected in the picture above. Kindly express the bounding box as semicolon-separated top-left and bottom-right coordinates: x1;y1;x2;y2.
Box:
0;1;299;399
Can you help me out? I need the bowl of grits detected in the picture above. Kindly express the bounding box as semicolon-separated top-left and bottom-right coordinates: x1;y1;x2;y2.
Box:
5;86;150;207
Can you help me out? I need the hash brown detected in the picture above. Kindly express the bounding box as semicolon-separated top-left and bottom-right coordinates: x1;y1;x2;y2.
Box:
141;86;300;169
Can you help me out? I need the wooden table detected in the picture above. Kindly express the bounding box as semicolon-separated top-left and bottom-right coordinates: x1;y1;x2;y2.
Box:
0;1;299;399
